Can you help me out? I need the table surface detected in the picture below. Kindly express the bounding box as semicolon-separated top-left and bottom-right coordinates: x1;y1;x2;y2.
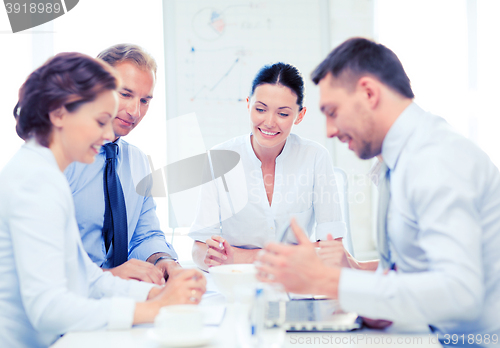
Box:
50;274;443;348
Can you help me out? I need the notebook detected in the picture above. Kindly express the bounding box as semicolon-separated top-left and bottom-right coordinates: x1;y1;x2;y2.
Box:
265;299;362;332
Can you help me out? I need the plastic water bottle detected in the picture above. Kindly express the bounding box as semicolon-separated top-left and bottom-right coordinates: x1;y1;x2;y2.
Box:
250;287;266;346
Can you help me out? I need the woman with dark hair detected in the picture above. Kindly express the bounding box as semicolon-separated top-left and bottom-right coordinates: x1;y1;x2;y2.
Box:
0;52;205;348
189;62;346;271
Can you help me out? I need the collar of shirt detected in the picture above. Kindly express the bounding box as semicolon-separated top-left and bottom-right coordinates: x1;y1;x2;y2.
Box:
101;138;123;156
245;132;293;166
368;157;383;186
381;102;424;171
25;138;59;170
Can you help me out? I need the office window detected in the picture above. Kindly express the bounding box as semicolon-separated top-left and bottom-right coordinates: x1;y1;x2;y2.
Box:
376;0;500;168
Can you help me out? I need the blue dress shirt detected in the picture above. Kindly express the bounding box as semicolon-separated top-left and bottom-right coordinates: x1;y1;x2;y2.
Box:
0;141;154;348
65;138;177;268
339;103;500;337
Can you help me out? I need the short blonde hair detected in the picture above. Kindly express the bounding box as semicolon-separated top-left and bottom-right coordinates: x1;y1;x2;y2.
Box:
97;43;157;75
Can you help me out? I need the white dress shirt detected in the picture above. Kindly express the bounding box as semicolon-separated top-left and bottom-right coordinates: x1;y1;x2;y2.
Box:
189;133;346;248
0;141;154;348
339;103;500;336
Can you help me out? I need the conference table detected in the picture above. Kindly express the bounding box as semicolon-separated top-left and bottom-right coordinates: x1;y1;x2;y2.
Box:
51;271;443;348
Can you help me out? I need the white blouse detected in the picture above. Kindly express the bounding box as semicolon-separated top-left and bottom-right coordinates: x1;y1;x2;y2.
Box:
0;141;154;348
189;133;346;248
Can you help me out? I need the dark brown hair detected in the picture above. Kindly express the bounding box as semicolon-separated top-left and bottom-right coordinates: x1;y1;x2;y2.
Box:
250;62;305;110
14;52;119;147
311;37;414;99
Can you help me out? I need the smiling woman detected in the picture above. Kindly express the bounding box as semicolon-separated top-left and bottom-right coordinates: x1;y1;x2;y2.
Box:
0;52;206;348
189;62;347;271
249;83;305;159
48;90;118;169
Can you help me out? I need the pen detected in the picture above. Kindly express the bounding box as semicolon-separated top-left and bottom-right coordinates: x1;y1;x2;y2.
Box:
207;150;224;250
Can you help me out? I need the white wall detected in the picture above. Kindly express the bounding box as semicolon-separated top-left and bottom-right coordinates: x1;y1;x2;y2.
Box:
328;0;377;259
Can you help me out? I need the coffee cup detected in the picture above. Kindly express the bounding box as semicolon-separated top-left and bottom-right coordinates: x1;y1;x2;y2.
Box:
154;305;204;339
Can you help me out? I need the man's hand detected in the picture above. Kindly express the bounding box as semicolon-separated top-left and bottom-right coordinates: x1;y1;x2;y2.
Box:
255;219;341;297
148;269;207;306
204;236;235;267
150;254;182;281
104;259;165;285
317;234;351;268
155;259;203;286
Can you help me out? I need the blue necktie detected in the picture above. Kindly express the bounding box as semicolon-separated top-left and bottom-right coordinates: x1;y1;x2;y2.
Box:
102;143;128;267
377;162;393;270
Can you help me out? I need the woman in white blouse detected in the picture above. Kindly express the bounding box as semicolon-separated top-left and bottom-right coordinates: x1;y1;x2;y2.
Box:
0;53;206;348
190;63;346;271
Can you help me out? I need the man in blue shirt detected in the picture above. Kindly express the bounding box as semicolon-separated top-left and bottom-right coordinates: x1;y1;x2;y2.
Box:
66;44;186;285
255;38;500;341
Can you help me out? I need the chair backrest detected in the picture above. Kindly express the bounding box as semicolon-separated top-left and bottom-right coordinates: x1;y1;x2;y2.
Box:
333;167;354;256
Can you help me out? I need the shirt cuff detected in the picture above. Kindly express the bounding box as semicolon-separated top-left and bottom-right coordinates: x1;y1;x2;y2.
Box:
315;221;346;240
127;280;157;301
128;238;178;262
107;297;136;330
338;268;380;317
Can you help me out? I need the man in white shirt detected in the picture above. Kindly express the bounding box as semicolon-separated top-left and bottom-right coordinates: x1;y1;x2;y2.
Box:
255;38;500;341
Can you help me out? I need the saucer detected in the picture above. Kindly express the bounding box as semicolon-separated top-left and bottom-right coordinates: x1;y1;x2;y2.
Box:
147;328;215;347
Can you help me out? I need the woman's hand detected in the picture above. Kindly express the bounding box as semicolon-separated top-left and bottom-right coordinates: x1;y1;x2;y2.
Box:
151;269;206;306
134;269;206;325
204;236;235;267
153;269;207;307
